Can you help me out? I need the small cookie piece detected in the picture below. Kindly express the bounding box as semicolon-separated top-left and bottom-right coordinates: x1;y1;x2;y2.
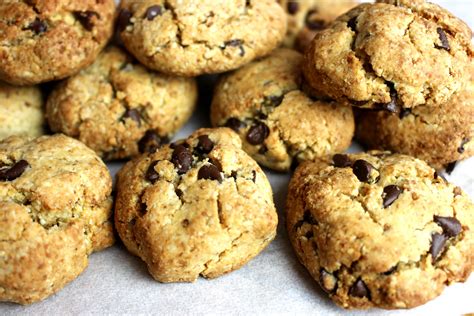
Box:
115;128;277;282
277;0;357;52
0;0;115;85
46;46;197;160
211;48;354;171
0;135;114;305
355;70;474;170
117;0;287;76
287;152;474;309
303;1;473;110
0;82;45;140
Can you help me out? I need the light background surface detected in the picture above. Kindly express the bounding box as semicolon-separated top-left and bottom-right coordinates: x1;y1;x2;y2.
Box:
1;1;474;315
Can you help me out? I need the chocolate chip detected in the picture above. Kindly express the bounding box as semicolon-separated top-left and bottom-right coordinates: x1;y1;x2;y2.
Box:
435;28;450;51
382;185;402;208
379;83;399;113
117;9;132;32
175;188;183;197
138;130;166;153
0;160;29;181
122;109;141;126
28;18;47;34
333;154;352;168
349;278;370;298
145;5;163;20
145;161;160;183
303;210;317;225
225;118;246;132
246;122;270;145
181;219;189;227
445;161;457;174
399;107;411;119
347;16;358;32
197;164;222;182
430;232;447;261
305;230;314;239
171;145;193;174
252;170;257;183
195;135;214;155
458;137;470;154
319;269;338;293
74;11;99;31
231;170;238;179
434;216;462;238
352;160;375;183
287;1;299;14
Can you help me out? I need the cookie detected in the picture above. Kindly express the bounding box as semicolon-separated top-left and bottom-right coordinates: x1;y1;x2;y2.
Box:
0;0;115;85
211;48;354;172
0;82;45;140
117;0;287;76
115;128;277;282
287;152;474;309
355;68;474;170
277;0;356;52
303;1;473;110
46;46;197;160
0;134;114;304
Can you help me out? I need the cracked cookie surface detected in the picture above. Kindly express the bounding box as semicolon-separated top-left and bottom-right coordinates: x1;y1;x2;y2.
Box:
303;1;473;110
0;0;115;85
211;48;354;172
0;134;114;305
117;0;287;76
115;128;277;282
46;46;197;161
287;152;474;309
0;82;45;140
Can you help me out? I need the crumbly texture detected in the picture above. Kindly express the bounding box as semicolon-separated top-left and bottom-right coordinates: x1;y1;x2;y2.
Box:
0;0;116;85
211;48;354;172
0;82;45;140
115;128;277;282
356;69;474;170
0;134;114;305
303;1;473;110
118;0;287;76
46;46;197;160
277;0;356;52
287;152;474;309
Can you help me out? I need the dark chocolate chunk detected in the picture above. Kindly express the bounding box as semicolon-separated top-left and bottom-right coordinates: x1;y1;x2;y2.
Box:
138;130;166;153
171;145;193;174
145;5;163;21
246;122;270;145
287;1;299;14
195;135;214;155
319;269;338;293
333;154;352;168
347;16;358;32
352;159;375;183
379;83;399;113
74;11;99;31
349;278;370;298
197;164;222;182
434;215;462;238
225;117;246;132
122;109;141;126
430;232;447;261
303;210;317;225
28;18;47;34
435;28;450;51
305;230;314;239
175;188;183;198
382;185;402;208
0;160;29;181
458;137;470;154
145;161;160;183
117;9;132;32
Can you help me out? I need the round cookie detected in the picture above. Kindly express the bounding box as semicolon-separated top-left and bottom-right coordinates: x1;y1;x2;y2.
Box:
211;48;354;172
287;152;474;309
277;0;357;52
115;128;277;282
46;46;198;160
0;82;45;140
0;134;114;305
0;0;115;85
117;0;287;76
355;70;474;170
303;1;473;110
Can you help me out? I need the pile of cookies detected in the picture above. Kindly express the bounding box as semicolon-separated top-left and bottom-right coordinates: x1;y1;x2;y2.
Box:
0;0;473;311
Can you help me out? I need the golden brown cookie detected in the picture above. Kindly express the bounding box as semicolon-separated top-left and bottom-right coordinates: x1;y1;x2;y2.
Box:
46;46;197;160
115;128;277;282
117;0;287;76
211;48;354;171
0;134;114;305
0;0;115;85
287;152;474;309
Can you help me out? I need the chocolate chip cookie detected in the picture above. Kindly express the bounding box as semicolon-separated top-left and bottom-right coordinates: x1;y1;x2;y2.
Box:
287;152;474;309
0;134;114;304
211;48;354;171
46;46;197;160
277;0;356;52
0;82;45;140
0;0;115;85
115;128;277;282
117;0;287;76
303;0;473;110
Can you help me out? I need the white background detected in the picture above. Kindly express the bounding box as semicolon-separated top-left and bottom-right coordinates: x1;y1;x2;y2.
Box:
1;1;474;315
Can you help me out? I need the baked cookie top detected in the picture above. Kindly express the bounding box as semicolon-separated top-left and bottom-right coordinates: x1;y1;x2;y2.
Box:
115;128;277;282
117;0;287;76
211;48;354;171
287;152;474;309
0;0;115;85
303;0;473;110
46;46;197;160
